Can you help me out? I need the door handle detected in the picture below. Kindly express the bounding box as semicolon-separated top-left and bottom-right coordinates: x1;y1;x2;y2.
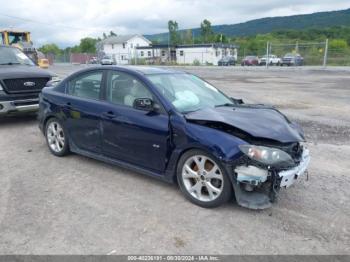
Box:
102;111;115;119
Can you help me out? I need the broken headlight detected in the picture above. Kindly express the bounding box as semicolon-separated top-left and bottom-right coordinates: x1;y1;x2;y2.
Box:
239;145;294;166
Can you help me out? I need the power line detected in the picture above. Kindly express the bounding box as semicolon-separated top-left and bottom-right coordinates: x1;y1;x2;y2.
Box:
0;13;107;32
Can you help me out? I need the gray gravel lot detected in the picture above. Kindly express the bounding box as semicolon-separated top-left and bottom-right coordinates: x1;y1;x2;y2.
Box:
0;65;349;254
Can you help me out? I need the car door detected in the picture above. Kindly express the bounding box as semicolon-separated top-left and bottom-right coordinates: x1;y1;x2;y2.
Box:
101;70;170;173
63;70;106;153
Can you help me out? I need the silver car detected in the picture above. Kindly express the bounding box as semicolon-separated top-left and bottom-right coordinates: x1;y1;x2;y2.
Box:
101;56;114;65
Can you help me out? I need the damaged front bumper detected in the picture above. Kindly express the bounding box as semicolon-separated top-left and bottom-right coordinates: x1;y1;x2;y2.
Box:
231;148;310;209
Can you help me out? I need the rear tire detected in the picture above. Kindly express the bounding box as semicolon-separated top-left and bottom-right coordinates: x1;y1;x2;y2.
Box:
45;118;69;157
177;149;233;208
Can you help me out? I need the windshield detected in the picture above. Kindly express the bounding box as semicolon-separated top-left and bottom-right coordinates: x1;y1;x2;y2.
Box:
147;73;233;113
0;46;34;66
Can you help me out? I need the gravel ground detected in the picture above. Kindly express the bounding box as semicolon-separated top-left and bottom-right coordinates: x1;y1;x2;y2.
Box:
0;65;349;254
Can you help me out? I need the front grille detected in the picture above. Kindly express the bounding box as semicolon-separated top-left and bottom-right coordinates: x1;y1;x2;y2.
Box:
3;78;50;94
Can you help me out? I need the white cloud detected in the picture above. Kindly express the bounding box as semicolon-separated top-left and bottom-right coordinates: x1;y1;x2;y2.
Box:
0;0;349;47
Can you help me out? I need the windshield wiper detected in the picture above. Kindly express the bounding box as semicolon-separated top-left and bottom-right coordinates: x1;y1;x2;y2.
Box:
0;62;21;65
215;103;235;107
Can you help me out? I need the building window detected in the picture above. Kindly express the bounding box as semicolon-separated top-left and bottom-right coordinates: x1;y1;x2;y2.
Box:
180;50;184;56
112;44;114;49
161;50;165;56
130;43;133;48
148;51;151;57
123;43;126;49
216;50;220;57
121;55;124;60
141;51;144;57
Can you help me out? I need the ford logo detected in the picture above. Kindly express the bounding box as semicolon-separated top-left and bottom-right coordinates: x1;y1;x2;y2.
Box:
24;81;36;87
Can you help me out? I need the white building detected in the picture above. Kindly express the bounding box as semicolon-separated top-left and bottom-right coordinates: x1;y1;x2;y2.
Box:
175;44;238;65
97;34;151;64
136;44;174;64
136;43;238;65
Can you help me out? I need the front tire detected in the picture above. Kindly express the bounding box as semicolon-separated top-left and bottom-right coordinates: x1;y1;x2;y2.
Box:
45;118;69;157
177;150;233;208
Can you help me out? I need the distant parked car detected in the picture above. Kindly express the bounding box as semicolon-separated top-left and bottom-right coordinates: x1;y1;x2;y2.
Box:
281;53;304;66
241;56;259;66
101;56;114;65
259;55;281;66
89;57;98;64
218;56;235;66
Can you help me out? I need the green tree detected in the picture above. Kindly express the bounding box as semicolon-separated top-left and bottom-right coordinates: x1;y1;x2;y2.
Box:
329;39;348;50
168;20;179;45
79;37;97;53
214;34;228;43
183;29;193;44
109;31;117;37
38;43;62;56
200;19;214;43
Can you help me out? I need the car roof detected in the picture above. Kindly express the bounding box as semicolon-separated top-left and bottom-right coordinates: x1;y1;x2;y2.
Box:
86;65;184;75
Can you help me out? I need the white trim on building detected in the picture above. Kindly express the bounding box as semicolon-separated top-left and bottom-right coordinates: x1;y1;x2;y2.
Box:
136;44;238;65
97;34;151;64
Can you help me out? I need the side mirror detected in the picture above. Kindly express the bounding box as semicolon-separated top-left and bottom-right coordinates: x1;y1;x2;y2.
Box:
231;97;244;104
133;98;157;111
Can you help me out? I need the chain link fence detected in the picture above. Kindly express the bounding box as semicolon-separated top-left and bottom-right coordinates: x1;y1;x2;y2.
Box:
45;39;349;67
269;41;327;66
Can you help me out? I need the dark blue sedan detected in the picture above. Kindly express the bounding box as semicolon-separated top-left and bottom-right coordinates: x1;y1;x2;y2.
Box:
38;66;310;209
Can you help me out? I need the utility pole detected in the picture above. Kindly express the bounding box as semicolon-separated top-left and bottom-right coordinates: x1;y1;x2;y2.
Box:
168;32;170;63
295;41;299;53
134;49;137;65
323;39;329;68
266;41;269;69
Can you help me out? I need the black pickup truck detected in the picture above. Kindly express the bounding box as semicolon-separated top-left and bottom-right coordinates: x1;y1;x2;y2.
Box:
0;45;58;116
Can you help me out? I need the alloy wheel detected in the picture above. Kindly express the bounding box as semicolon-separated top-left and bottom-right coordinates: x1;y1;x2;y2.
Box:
181;155;224;202
46;121;65;153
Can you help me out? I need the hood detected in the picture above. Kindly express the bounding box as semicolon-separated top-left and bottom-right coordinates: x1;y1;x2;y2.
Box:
185;105;304;143
0;65;54;79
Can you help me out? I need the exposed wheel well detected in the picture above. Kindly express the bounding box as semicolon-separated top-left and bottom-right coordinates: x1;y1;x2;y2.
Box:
43;116;56;135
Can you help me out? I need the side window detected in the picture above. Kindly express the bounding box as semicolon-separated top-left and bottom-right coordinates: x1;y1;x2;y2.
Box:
106;71;153;108
67;71;103;100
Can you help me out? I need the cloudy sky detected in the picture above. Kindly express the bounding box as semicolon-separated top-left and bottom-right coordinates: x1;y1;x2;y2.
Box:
0;0;349;47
